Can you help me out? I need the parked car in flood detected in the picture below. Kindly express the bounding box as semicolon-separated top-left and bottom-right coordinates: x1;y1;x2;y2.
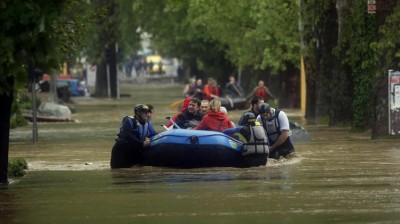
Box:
56;79;86;96
39;74;88;97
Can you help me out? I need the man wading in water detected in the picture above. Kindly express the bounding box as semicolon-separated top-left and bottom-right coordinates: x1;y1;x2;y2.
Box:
110;104;157;168
256;103;295;159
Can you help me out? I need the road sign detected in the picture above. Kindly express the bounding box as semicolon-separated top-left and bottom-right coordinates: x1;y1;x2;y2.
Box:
388;70;400;135
368;0;376;14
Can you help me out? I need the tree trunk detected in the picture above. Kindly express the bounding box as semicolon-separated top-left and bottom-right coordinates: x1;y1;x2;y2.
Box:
0;76;14;184
329;0;353;126
93;0;118;98
94;58;108;97
316;1;338;118
373;74;389;139
304;54;317;119
300;0;318;119
301;0;338;120
280;64;301;109
234;66;254;94
106;0;118;98
108;44;118;98
372;0;398;138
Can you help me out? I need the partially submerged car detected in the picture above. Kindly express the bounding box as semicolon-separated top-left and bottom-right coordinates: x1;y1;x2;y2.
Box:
40;74;87;96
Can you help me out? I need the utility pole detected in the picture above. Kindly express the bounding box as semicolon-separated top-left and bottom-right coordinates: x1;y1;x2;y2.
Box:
28;60;38;143
106;63;111;98
51;70;58;103
116;42;120;100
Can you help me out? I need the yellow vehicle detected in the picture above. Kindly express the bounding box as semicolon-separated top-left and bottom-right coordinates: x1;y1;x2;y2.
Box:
146;55;166;74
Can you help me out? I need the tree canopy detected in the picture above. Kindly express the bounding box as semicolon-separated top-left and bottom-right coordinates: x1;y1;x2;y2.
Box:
2;0;400;138
0;0;98;184
0;0;95;92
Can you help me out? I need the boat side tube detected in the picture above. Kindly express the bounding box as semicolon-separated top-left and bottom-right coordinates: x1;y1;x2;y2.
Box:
242;143;269;156
147;129;267;168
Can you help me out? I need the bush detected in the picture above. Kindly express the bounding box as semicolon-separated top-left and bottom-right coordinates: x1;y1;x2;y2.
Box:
10;92;34;129
8;157;28;178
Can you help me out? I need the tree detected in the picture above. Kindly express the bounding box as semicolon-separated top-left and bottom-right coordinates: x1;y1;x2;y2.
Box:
186;0;302;94
330;0;353;126
83;0;141;98
300;1;339;120
0;0;93;184
372;0;400;138
133;0;301;92
133;0;235;81
188;0;300;73
334;0;377;130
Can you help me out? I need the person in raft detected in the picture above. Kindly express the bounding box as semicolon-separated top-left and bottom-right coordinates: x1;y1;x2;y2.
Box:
237;95;264;126
223;112;269;156
193;99;234;132
166;97;203;129
110;104;157;168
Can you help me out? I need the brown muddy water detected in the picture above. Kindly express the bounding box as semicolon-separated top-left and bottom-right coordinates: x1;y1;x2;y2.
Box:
2;84;400;224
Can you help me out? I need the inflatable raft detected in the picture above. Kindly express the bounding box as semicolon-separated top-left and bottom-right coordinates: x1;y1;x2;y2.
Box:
219;96;248;110
142;129;268;168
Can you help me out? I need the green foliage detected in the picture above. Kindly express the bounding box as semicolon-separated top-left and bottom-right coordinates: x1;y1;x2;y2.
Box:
133;0;234;78
8;157;28;178
18;93;34;110
189;0;300;73
0;0;94;94
376;3;400;70
116;0;142;60
0;0;103;137
334;0;377;131
133;0;300;76
133;0;194;58
10;106;28;129
82;0;141;65
10;91;37;128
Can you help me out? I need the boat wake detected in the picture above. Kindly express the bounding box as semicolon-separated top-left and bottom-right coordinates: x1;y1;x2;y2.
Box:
266;153;304;167
27;161;110;171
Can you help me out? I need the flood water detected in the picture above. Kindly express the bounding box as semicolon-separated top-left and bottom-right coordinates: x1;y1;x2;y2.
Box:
3;85;400;223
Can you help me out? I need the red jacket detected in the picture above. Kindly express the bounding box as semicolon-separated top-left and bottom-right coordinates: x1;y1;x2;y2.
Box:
255;87;267;101
194;111;234;132
181;97;191;111
203;84;220;100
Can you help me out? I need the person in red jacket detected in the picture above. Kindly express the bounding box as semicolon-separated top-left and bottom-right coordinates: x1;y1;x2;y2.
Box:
194;99;234;132
203;77;220;100
247;80;276;102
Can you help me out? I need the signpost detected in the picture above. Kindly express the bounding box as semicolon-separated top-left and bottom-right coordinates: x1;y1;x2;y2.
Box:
368;0;376;14
28;60;38;143
388;70;400;135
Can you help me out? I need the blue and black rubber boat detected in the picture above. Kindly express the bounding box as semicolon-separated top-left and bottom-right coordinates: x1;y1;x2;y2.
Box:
143;129;268;168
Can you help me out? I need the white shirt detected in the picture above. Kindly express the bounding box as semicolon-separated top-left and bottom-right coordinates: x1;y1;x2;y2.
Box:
256;108;290;131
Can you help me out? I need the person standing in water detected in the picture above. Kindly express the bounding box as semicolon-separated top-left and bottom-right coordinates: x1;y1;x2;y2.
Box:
110;104;157;168
256;103;295;159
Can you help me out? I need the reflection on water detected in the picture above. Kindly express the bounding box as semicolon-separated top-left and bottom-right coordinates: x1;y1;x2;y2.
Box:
3;95;400;223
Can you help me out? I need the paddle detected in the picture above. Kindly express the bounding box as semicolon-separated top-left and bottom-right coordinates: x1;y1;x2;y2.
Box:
161;124;172;130
169;99;184;109
231;83;242;97
166;116;181;129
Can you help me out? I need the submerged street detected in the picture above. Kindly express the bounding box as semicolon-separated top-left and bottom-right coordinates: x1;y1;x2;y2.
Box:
3;84;400;223
3;1;400;223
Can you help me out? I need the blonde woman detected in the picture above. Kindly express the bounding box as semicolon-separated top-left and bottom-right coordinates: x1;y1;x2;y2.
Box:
194;99;234;132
